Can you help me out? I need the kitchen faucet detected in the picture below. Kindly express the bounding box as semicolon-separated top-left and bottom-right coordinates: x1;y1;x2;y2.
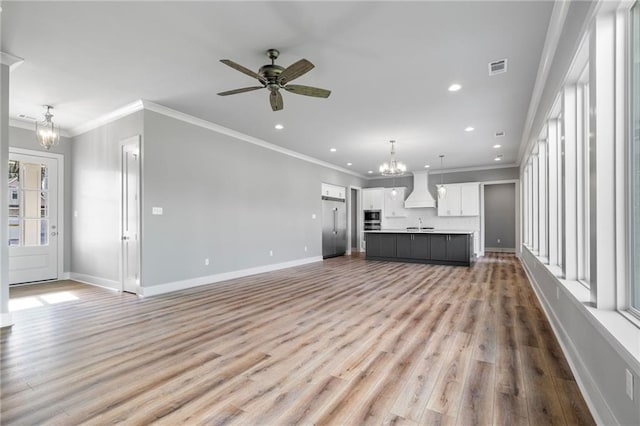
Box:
418;217;422;231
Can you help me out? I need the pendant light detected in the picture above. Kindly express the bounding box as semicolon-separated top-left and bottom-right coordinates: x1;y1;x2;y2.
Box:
437;154;446;199
36;105;60;150
379;140;406;176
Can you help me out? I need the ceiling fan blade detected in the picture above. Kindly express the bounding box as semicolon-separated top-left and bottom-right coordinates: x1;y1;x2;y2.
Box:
283;84;331;98
270;90;283;111
220;59;266;83
217;86;264;96
278;59;314;85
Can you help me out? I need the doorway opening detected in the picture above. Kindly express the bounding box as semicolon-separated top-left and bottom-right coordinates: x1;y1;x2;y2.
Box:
120;136;141;294
481;182;518;255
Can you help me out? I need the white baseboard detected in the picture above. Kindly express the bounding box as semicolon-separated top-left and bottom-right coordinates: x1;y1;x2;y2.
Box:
484;247;516;253
519;256;616;426
60;272;71;280
141;256;323;297
0;313;14;328
69;272;120;291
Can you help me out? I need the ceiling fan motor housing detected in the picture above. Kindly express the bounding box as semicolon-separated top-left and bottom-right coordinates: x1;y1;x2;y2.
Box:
259;64;284;84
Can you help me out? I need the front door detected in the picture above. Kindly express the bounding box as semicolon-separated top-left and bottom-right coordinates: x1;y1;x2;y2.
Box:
8;152;59;284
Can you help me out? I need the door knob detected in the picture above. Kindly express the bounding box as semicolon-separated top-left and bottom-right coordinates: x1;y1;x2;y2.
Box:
122;236;130;241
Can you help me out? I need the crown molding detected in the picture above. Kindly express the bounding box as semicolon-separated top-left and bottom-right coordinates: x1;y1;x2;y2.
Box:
428;163;519;175
0;52;24;71
68;99;144;137
9;118;71;137
140;99;366;179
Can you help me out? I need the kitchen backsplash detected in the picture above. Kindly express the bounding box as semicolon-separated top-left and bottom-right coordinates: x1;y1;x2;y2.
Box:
381;207;480;232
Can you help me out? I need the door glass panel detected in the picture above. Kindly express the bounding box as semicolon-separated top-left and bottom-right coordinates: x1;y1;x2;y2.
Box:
7;160;50;247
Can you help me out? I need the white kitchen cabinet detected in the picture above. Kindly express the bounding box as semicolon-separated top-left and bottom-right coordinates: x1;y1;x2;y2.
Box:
437;183;479;216
384;187;407;217
460;183;480;216
362;188;384;210
321;183;346;200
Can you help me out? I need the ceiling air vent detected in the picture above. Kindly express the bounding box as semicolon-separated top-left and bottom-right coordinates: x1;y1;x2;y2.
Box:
18;114;36;120
495;131;505;137
488;59;507;76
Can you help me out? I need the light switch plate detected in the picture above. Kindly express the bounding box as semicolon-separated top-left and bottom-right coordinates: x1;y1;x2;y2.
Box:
626;369;634;400
152;207;163;215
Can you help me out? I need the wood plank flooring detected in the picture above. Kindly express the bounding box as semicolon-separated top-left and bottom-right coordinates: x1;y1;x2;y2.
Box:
0;253;595;425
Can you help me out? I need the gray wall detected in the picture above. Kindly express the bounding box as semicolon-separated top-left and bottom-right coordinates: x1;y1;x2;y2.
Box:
70;111;143;287
484;183;516;250
9;126;73;273
142;110;365;287
522;248;640;425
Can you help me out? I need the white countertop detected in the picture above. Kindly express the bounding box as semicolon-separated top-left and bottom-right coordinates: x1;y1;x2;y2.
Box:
364;229;474;235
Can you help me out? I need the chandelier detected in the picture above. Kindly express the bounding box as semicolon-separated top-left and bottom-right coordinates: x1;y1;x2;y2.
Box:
36;105;60;150
379;140;406;176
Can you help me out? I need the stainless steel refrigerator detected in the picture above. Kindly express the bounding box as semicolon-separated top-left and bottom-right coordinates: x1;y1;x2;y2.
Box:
322;196;347;258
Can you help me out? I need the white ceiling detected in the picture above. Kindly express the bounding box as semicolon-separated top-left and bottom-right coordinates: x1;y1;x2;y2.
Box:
2;1;553;176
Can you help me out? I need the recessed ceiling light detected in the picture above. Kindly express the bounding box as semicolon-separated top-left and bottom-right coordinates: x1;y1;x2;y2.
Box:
274;124;284;130
367;170;373;174
465;126;474;132
330;148;337;152
347;162;352;166
493;144;502;149
448;83;462;92
424;165;430;168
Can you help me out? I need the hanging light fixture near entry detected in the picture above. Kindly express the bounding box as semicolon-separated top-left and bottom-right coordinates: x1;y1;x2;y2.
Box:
36;105;60;150
437;154;447;199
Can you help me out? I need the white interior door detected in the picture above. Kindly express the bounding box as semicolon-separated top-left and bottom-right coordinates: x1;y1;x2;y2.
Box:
8;153;59;284
121;137;140;294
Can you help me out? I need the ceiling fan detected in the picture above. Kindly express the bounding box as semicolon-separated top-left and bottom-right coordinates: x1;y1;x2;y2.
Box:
218;49;331;111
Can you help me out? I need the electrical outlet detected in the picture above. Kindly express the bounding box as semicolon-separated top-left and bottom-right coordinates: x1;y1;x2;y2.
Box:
311;214;316;219
269;250;273;257
304;246;308;252
497;238;501;244
204;258;209;266
152;207;163;215
626;369;634;400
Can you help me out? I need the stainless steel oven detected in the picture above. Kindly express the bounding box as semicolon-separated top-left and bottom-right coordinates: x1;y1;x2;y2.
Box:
364;210;381;230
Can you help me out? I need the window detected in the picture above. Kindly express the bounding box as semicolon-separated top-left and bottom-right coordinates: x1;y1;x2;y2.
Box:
631;1;640;312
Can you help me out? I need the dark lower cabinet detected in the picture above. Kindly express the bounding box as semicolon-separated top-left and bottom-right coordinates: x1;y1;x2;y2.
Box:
430;234;447;261
365;233;397;258
396;234;430;260
366;232;473;266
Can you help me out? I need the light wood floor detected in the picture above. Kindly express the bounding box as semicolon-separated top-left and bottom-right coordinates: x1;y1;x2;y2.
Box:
1;253;594;425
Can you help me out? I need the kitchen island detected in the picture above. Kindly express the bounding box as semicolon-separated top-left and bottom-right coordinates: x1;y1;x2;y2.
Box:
365;229;474;266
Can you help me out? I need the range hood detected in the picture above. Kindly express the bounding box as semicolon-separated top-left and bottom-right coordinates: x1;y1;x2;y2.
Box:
404;171;437;208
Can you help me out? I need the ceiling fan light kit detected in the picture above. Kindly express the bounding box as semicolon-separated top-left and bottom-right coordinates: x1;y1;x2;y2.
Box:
218;49;331;111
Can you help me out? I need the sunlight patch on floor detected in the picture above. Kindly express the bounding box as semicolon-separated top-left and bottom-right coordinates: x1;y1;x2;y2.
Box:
9;291;79;312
